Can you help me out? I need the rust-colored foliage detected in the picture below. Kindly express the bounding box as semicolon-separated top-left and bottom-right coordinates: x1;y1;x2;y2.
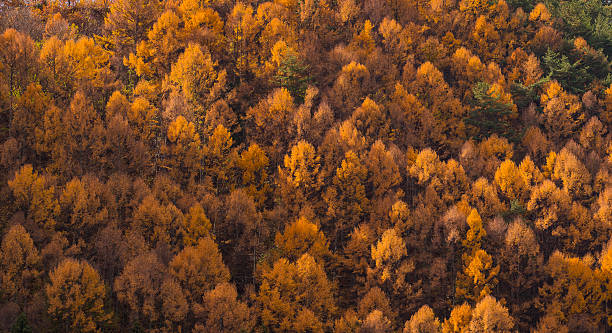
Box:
1;0;611;331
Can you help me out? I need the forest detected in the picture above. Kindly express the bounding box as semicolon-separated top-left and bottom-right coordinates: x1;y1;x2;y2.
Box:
0;0;611;331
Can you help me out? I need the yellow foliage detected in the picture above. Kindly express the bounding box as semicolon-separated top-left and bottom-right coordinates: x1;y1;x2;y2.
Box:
529;3;551;22
540;251;605;324
257;253;336;331
463;209;486;254
409;148;442;186
46;259;111;332
442;303;472;333
0;224;40;305
353;20;375;55
519;155;544;189
129;97;158;142
465;250;498;298
169;236;230;302
283;140;320;190
8;165;60;231
494;159;527;201
167;43;221;112
168;116;198;144
371;228;407;271
276;215;330;263
552;148;592;199
596;188;612;227
527;180;570;230
459;0;495;13
165;116;202;182
602;84;612;125
541;81;563;104
182;203;212;246
417;61;445;87
405;305;442;333
239;143;270;205
469;296;514;332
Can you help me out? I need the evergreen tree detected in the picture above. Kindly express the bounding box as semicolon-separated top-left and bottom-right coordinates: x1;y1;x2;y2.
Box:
466;82;515;141
542;48;590;94
273;52;312;104
10;313;32;333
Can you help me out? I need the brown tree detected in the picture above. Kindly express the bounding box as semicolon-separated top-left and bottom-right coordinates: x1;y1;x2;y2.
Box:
193;282;255;333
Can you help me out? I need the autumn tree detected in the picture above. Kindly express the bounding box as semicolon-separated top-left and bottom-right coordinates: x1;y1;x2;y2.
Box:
596;187;612;228
114;251;189;330
246;88;296;163
408;148;443;189
0;224;40;307
497;220;542;330
601;240;612;327
456;209;499;304
350;98;391;146
404;305;442;333
165;43;226;125
468;296;514;332
193;282;254;333
388;82;437;149
126;10;185;80
237;143;270;207
216;189;267;284
278;140;321;212
126;96;159;147
225;3;261;78
39;37;112;102
179;0;224;56
95;91;149;173
181;203;211;247
131;194;184;248
538;251;605;330
274;216;330;263
102;0;162;59
494;159;527;202
46;259;111;333
369;228;422;319
539;81;584;145
357;286;395;324
336;224;377;308
527;179;571;248
0;29;39;112
59;174;112;241
411;61;465;150
330;61;373;116
10;84;49;160
603;84;612;125
8;164;60;232
460;135;514;179
324;150;369;250
163;115;202;184
466;177;508;218
35;91;103;177
256;253;336;331
366;140;401;199
551;148;592;200
202;124;236;193
442;303;472;333
169;236;230;305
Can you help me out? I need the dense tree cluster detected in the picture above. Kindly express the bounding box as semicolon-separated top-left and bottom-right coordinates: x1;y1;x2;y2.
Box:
1;0;612;331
